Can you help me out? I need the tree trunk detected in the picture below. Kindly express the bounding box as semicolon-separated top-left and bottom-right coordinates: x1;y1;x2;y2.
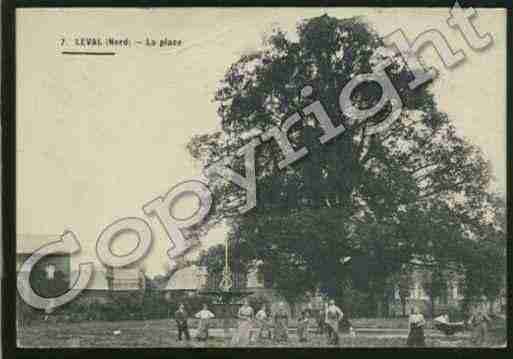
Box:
369;286;382;317
376;300;383;318
372;282;389;318
430;296;435;318
382;295;390;318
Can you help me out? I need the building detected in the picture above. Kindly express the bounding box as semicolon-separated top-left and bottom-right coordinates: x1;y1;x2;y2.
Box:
165;264;206;291
161;261;298;316
66;266;146;318
388;267;506;317
66;269;112;308
16;234;73;327
163;261;252;292
388;267;465;317
162;258;505;319
105;266;146;291
16;234;71;298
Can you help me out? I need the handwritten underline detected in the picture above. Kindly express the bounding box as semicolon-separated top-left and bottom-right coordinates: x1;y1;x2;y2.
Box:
62;51;116;56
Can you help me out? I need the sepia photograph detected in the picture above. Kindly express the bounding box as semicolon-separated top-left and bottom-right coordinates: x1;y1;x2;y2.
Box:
12;4;507;349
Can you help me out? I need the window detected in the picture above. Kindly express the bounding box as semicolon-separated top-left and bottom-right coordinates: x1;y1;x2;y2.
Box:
45;264;56;280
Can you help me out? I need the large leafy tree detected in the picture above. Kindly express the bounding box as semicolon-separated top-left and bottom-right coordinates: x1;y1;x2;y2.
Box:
189;15;504;315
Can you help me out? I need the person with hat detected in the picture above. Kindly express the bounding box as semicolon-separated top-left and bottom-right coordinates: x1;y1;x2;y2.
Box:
175;303;191;342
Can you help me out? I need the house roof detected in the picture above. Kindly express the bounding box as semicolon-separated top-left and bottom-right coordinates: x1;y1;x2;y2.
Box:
107;267;143;280
68;266;146;291
17;234;62;254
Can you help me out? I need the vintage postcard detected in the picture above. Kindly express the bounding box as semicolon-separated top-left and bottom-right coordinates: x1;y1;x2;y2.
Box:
14;5;507;349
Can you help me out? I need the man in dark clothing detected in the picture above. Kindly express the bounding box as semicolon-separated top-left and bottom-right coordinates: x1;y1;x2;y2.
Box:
175;304;190;341
318;302;327;336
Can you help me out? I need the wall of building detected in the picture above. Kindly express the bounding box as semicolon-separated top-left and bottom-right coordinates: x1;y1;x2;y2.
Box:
105;267;145;291
388;268;466;317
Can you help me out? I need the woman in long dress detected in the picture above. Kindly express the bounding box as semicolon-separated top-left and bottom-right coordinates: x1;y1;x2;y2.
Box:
406;306;426;347
468;307;491;346
325;299;343;345
273;302;289;343
231;299;255;346
256;304;271;341
195;304;215;341
297;309;309;343
317;300;327;335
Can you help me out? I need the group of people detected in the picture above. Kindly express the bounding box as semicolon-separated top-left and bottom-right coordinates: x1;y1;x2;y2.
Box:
174;298;347;346
177;300;495;347
231;298;347;346
174;303;215;342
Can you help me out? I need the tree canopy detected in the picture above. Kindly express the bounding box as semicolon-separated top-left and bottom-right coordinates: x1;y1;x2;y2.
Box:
188;15;505;315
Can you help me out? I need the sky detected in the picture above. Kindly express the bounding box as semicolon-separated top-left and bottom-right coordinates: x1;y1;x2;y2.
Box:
16;7;506;284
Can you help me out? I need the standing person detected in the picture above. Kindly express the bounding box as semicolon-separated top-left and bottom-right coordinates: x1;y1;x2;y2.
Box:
297;309;310;343
195;304;215;341
468;306;491;346
317;300;327;335
231;299;255;346
406;306;426;347
325;299;344;346
175;304;190;342
273;302;289;343
256;304;272;341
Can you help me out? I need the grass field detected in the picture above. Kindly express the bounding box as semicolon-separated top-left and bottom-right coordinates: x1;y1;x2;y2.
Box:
17;318;506;348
